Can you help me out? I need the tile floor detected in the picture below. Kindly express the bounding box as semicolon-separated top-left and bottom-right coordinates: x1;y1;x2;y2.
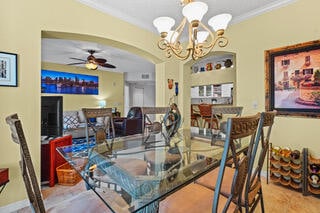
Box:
14;178;320;213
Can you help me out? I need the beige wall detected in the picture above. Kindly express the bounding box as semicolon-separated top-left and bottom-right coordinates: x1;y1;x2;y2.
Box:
1;0;320;207
42;63;124;113
0;0;164;206
229;0;320;153
181;0;320;167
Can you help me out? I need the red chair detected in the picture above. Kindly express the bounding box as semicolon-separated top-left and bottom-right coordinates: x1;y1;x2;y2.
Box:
49;135;72;187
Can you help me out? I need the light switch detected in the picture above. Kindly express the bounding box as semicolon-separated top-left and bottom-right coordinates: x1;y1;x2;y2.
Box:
252;100;258;109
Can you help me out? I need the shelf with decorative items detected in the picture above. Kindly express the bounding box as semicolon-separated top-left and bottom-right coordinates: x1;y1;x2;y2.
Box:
191;52;235;74
190;52;237;106
269;144;304;191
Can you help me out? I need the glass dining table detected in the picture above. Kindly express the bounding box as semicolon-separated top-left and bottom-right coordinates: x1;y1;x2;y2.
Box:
57;128;249;213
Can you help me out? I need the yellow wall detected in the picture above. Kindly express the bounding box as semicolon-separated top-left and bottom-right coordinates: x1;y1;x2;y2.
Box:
42;63;124;113
181;0;320;167
0;0;164;206
1;0;320;207
228;0;320;153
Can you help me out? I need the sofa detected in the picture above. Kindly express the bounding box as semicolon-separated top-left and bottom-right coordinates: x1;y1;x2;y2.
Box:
113;107;143;136
63;110;95;138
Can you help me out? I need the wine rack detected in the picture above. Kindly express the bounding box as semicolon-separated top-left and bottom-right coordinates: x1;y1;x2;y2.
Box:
269;145;303;190
269;146;320;197
307;151;320;195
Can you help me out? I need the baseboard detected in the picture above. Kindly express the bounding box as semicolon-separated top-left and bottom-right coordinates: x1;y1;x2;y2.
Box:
0;199;29;213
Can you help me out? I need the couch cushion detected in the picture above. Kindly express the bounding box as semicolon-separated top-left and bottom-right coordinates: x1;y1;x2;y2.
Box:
63;115;80;129
78;110;86;123
63;111;78;117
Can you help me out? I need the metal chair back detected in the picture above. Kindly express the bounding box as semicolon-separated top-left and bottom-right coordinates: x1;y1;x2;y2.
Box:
244;110;276;213
213;113;262;212
5;114;46;213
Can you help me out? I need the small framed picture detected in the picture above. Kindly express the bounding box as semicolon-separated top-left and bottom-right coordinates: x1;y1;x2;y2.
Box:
0;52;17;87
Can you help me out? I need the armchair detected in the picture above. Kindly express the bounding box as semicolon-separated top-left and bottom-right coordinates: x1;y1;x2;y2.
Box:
113;107;143;136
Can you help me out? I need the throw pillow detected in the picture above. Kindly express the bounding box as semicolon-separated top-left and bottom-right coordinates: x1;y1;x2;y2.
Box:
63;115;80;129
96;117;105;125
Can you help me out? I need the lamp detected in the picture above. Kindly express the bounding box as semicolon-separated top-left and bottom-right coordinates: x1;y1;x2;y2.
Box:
153;0;232;60
85;62;98;70
98;100;106;108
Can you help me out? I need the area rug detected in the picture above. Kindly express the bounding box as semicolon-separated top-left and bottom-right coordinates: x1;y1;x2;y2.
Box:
72;136;95;145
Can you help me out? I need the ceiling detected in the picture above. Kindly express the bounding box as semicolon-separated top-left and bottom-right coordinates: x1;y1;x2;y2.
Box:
42;0;296;75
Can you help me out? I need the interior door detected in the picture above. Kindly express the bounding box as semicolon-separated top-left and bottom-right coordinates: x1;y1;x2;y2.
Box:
133;87;144;106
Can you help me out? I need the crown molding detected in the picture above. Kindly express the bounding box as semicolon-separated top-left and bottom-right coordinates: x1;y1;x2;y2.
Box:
77;0;297;32
231;0;297;24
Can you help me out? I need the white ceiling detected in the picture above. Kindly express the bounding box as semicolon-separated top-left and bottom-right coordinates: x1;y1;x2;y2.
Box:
42;0;296;74
41;38;155;74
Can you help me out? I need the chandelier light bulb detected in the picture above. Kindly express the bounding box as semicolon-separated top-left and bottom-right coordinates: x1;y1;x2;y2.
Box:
153;17;175;34
182;2;208;23
208;13;232;32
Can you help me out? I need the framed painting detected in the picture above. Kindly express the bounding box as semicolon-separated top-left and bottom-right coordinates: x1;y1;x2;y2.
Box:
41;70;99;95
0;52;17;87
265;40;320;118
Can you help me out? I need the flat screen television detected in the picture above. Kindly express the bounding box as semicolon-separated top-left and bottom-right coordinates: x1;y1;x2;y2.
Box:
41;96;63;137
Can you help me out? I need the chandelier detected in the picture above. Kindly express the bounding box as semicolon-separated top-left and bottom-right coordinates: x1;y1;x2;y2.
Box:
153;0;232;60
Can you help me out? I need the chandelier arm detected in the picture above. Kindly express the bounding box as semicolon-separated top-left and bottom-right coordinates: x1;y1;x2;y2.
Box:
168;43;192;60
191;26;198;60
157;39;169;50
198;22;215;49
171;17;187;44
164;17;192;60
209;35;229;50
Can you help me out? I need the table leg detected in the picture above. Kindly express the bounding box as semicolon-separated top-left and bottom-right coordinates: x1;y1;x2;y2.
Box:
135;200;159;213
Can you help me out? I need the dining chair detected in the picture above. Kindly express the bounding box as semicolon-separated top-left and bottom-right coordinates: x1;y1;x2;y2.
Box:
140;106;170;143
198;103;218;128
210;106;243;149
211;106;243;133
82;108;115;143
190;104;200;127
196;111;276;213
159;113;262;213
5;113;129;213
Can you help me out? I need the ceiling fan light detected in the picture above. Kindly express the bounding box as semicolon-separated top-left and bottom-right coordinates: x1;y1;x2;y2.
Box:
182;2;208;23
208;13;232;32
197;31;209;43
85;62;98;70
153;17;175;34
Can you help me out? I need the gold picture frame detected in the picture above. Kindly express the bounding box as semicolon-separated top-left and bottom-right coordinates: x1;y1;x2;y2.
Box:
265;40;320;118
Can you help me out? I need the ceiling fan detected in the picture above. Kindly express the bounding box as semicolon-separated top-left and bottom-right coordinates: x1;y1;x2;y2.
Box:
68;50;116;70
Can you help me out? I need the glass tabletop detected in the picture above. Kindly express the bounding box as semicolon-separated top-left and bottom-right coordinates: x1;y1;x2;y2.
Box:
57;128;248;213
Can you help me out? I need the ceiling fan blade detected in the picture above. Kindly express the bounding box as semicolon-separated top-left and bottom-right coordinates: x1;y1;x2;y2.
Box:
67;62;86;65
70;57;86;62
95;58;107;64
101;63;116;69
